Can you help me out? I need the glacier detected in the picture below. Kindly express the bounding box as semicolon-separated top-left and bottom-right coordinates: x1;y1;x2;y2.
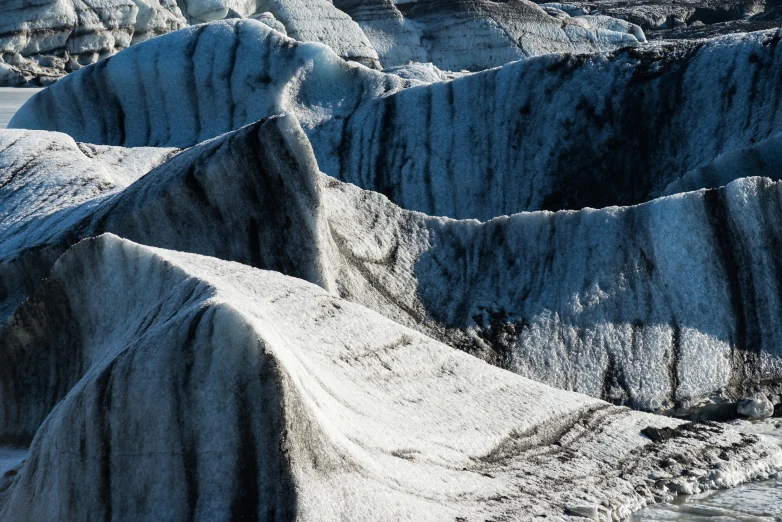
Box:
0;0;652;86
0;233;780;520
5;114;782;413
10;22;782;219
2;1;782;518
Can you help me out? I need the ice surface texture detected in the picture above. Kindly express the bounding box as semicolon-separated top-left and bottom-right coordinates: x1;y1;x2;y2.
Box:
0;0;186;85
0;0;648;86
4;16;782;520
1;233;780;520
6;115;782;411
12;22;782;219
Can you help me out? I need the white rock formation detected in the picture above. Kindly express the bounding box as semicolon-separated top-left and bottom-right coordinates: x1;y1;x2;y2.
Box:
333;0;645;70
0;233;780;520
0;0;186;85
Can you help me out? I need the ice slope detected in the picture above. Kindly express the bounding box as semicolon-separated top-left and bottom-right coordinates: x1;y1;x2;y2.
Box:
1;233;780;521
0;0;186;86
13;25;782;221
176;0;382;68
0;115;326;324
0;0;378;85
9;19;412;146
312;30;782;219
332;0;645;71
0;129;178;320
7;115;782;411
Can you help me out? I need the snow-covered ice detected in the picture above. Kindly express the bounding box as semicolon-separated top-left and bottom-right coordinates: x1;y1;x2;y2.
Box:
0;233;780;520
5;116;782;412
2;4;782;519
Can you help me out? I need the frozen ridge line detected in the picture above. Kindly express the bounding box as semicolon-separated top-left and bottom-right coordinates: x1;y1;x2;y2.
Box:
11;22;782;220
5;116;782;412
0;233;780;520
0;0;646;86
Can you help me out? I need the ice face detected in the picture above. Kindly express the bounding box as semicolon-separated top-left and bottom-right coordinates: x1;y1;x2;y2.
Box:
1;233;780;520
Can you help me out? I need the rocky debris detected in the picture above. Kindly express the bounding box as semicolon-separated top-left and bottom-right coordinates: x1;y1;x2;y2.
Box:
642;426;679;442
0;233;780;520
738;393;776;419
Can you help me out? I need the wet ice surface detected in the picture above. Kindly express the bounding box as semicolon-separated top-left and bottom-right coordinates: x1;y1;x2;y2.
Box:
0;88;41;128
629;478;782;521
631;418;782;521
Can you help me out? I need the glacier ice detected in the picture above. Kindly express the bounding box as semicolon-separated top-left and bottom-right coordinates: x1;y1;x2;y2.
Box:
6;115;782;412
0;0;186;86
9;20;412;145
3;4;782;518
737;393;775;419
332;0;645;71
13;23;782;220
0;128;177;320
0;0;653;86
0;115;325;323
312;29;782;219
540;0;767;31
0;233;780;520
